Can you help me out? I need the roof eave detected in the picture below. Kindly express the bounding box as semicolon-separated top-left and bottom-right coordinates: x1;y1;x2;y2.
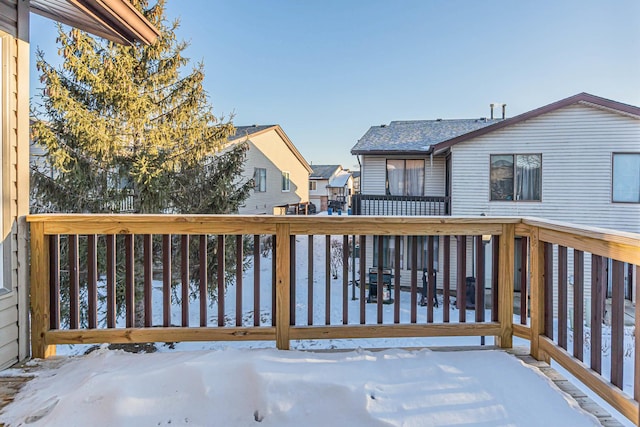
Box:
31;0;160;46
350;149;433;156
432;92;640;152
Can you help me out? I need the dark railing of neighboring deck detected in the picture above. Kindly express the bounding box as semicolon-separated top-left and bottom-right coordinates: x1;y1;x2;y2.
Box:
351;194;450;216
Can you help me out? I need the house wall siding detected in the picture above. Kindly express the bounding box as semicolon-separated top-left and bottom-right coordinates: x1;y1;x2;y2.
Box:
360;156;386;195
0;1;17;38
0;28;28;369
239;131;309;214
425;156;446;197
361;155;446;197
451;103;640;308
451;103;640;232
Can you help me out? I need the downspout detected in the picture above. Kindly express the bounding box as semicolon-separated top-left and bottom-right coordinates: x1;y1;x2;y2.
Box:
356;155;362;193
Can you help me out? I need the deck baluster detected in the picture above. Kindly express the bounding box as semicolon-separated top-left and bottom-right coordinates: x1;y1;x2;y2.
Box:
253;235;261;327
610;260;625;388
87;234;98;329
590;254;604;374
68;235;79;329
163;235;171;327
573;250;584;361
236;235;243;327
308;235;314;325
443;236;450;323
558;245;568;349
50;235;60;330
181;235;189;327
106;235;116;328
143;234;153;327
217;235;225;327
125;235;134;328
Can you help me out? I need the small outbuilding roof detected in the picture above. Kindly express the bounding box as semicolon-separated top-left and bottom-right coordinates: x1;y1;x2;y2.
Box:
328;170;351;188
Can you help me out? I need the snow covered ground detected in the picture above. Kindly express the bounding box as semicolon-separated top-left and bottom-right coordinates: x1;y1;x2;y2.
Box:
0;234;634;426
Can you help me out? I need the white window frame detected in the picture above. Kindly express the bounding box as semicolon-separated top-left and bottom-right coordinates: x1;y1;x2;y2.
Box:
490;153;542;201
254;168;266;192
282;171;290;192
309;181;317;191
612;153;640;203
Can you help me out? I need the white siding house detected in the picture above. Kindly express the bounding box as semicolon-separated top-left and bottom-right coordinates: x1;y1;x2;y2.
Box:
449;103;640;232
309;165;353;212
230;125;312;215
351;93;640;308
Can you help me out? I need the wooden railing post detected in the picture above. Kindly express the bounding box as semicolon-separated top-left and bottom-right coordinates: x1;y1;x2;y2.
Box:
275;222;291;350
497;223;514;348
30;222;55;358
529;226;548;362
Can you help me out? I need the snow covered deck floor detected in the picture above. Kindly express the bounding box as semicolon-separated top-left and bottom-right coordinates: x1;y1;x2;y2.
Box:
0;346;622;427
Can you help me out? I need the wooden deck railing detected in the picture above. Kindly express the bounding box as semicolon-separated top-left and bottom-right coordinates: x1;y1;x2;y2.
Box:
27;214;640;424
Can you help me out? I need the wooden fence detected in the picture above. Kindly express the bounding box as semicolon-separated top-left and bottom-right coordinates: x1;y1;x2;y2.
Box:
27;214;640;424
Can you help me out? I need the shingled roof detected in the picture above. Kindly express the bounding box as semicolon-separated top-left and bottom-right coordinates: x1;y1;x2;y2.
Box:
351;118;502;155
229;125;277;140
352;93;640;156
310;165;341;180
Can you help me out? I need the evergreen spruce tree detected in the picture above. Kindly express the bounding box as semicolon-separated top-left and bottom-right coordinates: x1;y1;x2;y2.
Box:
31;0;254;327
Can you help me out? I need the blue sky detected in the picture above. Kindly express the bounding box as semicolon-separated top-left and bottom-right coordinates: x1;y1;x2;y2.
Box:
30;0;640;170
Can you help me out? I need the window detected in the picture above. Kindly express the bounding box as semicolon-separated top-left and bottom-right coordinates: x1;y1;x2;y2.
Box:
254;168;266;192
373;236;403;269
612;153;640;203
407;236;439;271
386;159;424;196
309;181;317;191
281;171;290;192
490;154;541;201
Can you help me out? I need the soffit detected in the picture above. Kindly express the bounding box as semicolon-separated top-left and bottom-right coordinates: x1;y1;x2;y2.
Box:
30;0;159;45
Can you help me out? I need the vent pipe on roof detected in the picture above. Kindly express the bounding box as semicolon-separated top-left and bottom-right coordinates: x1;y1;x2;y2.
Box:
490;103;495;120
502;104;507;119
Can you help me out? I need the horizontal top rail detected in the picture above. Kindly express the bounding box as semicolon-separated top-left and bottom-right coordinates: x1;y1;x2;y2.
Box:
522;217;640;265
26;214;520;236
26;214;640;260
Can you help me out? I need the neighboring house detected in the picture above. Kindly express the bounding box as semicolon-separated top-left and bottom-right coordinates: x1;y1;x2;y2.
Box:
351;170;360;195
230;125;312;215
309;165;353;212
351;93;640;307
0;1;157;369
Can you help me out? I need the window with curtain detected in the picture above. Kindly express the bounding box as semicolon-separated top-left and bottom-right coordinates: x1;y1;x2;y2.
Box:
407;236;439;271
254;168;266;192
386;159;424;196
613;153;640;203
372;236;403;269
490;154;541;201
281;171;290;192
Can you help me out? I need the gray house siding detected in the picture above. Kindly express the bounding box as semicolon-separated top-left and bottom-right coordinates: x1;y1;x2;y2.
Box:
450;103;639;313
450;103;640;233
360;155;446;197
